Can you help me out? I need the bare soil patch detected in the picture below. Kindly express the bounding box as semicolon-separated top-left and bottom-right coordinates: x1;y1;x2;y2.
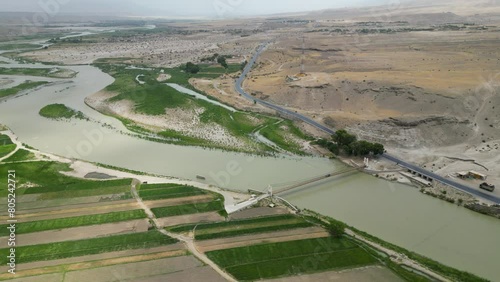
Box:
0;219;149;247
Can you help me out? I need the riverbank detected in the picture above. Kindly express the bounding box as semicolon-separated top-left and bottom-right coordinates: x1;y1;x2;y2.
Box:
2;128;486;281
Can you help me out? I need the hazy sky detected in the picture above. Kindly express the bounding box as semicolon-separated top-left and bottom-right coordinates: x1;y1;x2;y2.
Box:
0;0;386;17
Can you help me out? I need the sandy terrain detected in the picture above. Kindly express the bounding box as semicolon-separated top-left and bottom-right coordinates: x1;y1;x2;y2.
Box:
156;212;225;228
240;21;500;197
197;226;329;252
0;219;149;247
21;33;238;67
266;265;403;282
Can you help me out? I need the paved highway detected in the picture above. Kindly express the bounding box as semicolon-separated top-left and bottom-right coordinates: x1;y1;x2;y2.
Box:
235;42;500;205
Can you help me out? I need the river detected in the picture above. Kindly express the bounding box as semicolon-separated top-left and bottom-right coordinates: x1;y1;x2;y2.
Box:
0;49;499;281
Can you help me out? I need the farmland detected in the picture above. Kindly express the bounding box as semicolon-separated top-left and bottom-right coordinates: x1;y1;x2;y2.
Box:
206;237;377;281
0;134;15;158
169;214;314;240
151;200;224;218
0;230;176;265
0;210;147;235
139;183;207;201
1;149;35;162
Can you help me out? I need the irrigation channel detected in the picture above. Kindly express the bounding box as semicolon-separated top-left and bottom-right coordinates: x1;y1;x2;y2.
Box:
0;38;499;281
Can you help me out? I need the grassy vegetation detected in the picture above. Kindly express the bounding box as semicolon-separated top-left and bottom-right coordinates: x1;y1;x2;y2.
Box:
206;237;377;281
260;120;313;155
151;199;224;218
0;144;16;159
0;210;147;236
168;214;314;240
0;230;177;265
39;103;86;120
139;183;207;201
0;134;15;158
0;134;13;145
1;149;35;162
0;43;40;51
93;63;309;154
0;161;131;198
0;80;49;99
302;210;488;282
0;67;76;78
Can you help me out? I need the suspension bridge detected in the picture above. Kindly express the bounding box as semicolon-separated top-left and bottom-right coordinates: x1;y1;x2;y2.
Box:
227;166;361;214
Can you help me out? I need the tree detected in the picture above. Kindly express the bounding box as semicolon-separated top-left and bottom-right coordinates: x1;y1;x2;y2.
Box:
326;222;345;238
185;62;200;74
217;56;228;69
332;130;357;147
371;143;385;155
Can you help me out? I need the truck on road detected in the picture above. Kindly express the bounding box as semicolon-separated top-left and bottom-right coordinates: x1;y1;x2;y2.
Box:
480;182;495;192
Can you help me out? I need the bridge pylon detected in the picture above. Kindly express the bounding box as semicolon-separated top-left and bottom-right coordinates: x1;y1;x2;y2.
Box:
267;185;273;197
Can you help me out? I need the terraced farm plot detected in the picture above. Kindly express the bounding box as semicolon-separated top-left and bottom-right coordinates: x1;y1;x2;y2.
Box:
1;148;35;162
0;161;132;198
0;230;177;265
139;183;207;201
151;200;224;218
206;237;378;281
169;214;314;240
0;209;147;236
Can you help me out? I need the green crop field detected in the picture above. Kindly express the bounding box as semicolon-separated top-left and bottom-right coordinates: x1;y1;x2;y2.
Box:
139;183;207;201
151;200;224;218
0;134;13;145
0;230;177;264
39;104;86;120
0;80;49;99
206;237;378;281
0;144;16;158
0;210;147;236
169;214;314;240
0;161;131;197
0;134;16;158
1;149;35;162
